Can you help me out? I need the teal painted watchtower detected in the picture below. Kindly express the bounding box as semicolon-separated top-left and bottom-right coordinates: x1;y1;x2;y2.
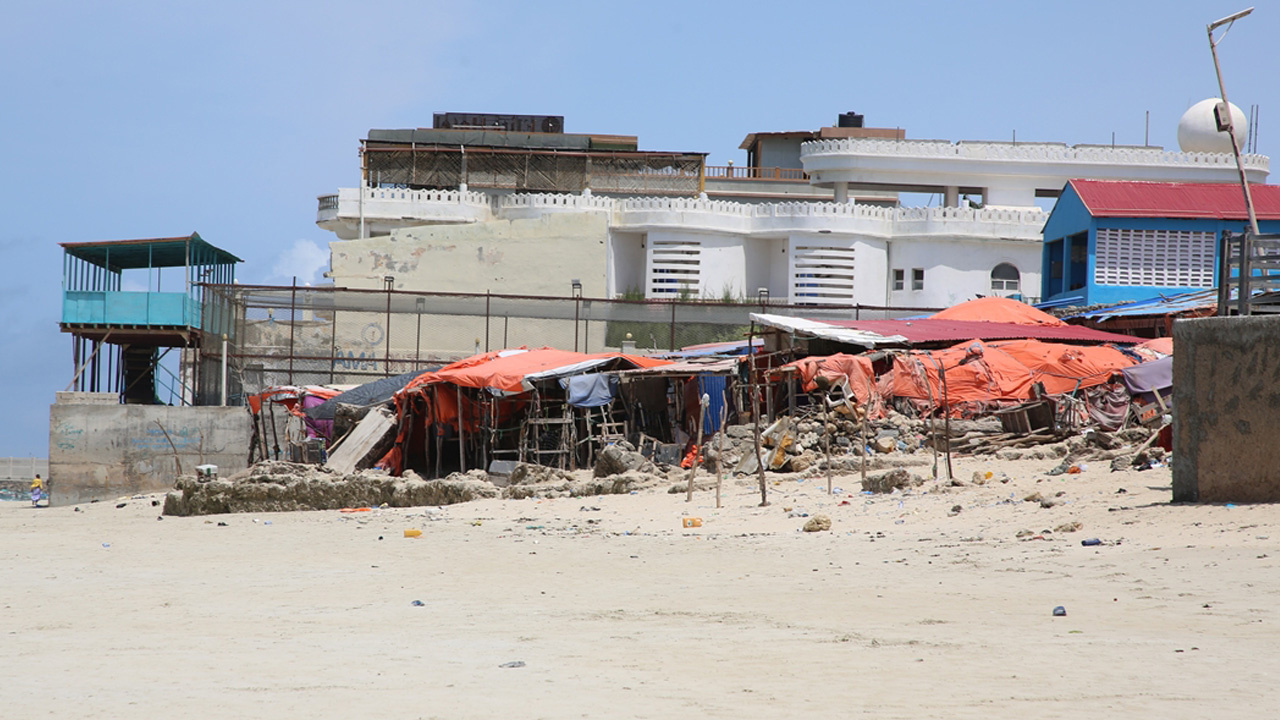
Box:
60;234;241;404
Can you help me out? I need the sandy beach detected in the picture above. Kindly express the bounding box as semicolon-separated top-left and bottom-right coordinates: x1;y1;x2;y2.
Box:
4;455;1278;719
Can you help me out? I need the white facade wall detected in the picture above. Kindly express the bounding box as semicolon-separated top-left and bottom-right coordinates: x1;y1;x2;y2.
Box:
322;192;1047;311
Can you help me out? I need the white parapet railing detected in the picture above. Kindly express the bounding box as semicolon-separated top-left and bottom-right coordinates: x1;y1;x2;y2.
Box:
499;192;616;213
801;137;1271;173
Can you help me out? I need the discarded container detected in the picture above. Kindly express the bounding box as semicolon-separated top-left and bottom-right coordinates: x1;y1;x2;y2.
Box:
1081;538;1102;546
682;517;703;528
404;529;422;538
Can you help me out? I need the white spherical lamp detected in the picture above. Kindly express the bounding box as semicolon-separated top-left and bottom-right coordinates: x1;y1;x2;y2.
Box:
1177;98;1247;154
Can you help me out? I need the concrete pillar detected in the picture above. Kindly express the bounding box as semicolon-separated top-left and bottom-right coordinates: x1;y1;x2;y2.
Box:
944;186;959;208
834;182;849;203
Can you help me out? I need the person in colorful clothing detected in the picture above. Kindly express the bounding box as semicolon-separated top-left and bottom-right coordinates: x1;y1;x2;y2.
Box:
30;474;46;507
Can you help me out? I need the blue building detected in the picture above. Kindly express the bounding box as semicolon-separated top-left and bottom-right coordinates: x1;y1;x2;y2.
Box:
1040;179;1280;307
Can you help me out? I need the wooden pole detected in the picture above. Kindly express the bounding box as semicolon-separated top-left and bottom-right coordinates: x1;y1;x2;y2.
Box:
456;384;466;473
686;393;708;502
823;390;833;495
433;386;442;478
915;354;940;481
715;402;726;509
861;373;872;487
750;325;768;507
937;357;954;481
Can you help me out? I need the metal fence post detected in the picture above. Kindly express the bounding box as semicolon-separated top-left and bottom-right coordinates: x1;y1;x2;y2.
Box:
669;301;676;350
288;277;296;385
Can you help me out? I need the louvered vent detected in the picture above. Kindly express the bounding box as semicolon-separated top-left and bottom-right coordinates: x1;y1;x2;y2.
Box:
791;244;856;305
1095;228;1216;288
648;238;700;296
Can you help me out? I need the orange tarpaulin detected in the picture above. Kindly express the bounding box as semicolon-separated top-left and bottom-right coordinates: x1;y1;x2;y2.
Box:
389;348;673;474
989;339;1137;395
247;386;342;415
892;341;1034;404
1134;337;1173;357
891;339;1137;405
778;353;884;417
930;297;1066;326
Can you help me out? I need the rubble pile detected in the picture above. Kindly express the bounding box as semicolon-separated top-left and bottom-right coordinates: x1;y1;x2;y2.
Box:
165;454;674;516
163;462;502;516
694;410;1170;476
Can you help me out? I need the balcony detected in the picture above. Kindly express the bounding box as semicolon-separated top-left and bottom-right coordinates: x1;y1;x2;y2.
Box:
63;291;201;328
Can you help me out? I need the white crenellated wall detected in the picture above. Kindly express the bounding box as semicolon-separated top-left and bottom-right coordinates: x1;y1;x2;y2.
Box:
321;189;1048;309
801;138;1270;209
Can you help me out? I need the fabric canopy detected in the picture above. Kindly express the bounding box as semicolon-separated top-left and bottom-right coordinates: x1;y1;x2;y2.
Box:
1134;337;1173;357
930;296;1066;326
891;338;1136;405
1121;356;1173;396
560;374;618;407
892;341;1034;404
305;369;435;420
987;340;1136;395
780;353;885;418
423;348;668;394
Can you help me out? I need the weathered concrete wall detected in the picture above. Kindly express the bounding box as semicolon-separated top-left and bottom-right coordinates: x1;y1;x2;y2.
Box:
1173;316;1280;503
49;394;252;504
329;213;609;296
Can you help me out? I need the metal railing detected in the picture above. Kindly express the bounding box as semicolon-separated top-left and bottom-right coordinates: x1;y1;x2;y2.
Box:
704;165;808;181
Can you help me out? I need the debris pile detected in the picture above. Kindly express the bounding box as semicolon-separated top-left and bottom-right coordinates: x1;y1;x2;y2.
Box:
164;458;671;516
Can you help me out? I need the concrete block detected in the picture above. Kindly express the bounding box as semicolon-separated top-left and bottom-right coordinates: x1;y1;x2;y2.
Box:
1173;315;1280;503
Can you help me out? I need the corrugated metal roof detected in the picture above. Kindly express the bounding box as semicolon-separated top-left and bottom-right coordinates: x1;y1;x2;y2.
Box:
619;356;742;376
1071;179;1280;220
820;318;1139;344
751;313;907;348
1059;288;1219;321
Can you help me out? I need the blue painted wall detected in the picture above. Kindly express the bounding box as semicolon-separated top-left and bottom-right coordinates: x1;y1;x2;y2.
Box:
1041;184;1280;306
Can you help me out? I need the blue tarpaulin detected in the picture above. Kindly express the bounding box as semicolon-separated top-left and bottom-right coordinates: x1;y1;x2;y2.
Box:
561;373;617;408
698;374;728;434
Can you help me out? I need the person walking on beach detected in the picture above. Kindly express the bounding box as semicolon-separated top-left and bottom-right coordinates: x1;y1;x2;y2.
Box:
30;474;46;508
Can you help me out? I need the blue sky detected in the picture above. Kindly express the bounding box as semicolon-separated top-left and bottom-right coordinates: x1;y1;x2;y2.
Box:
1;0;1274;457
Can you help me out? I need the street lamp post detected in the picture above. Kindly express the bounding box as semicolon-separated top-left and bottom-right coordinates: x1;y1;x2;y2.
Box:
1207;7;1259;314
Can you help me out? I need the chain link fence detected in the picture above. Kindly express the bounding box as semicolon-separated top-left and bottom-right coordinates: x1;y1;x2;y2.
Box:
198;284;936;405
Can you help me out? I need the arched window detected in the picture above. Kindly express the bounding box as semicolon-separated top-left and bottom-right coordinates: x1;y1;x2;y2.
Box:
991;263;1020;291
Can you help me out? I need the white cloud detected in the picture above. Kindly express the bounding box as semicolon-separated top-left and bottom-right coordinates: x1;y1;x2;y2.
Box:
271;239;330;285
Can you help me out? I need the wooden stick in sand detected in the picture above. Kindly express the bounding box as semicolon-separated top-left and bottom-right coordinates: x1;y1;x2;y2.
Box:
862;373;873;487
686;393;708;502
715;402;726;509
823;389;833;495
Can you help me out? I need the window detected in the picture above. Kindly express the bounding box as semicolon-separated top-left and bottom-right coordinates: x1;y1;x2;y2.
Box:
911;268;924;291
892;269;904;291
991;263;1021;291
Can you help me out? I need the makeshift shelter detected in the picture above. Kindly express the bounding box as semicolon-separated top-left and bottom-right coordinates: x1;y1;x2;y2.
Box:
1121;355;1174;425
246;385;344;462
615;356;744;452
302;369;438;441
391;348;670;476
776;353;885;419
887;338;1137;415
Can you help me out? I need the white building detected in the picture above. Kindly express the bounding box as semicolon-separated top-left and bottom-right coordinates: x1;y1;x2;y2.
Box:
317;113;1269;309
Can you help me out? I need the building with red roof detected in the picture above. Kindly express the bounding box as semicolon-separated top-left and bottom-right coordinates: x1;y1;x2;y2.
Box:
1041;179;1280;306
